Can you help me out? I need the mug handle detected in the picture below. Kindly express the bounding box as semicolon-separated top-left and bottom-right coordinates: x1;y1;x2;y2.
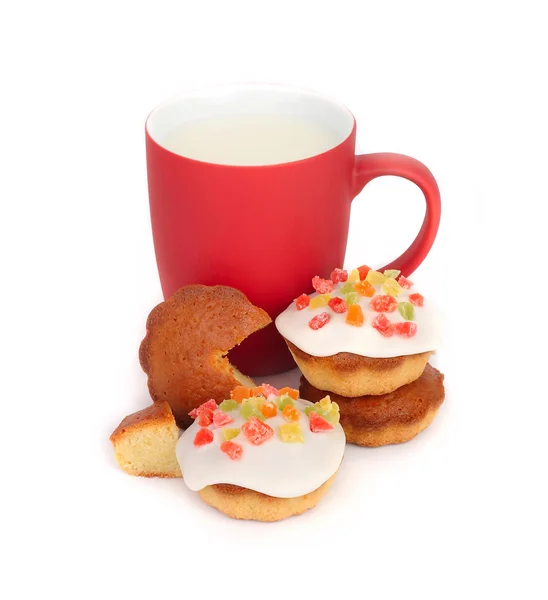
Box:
352;153;441;276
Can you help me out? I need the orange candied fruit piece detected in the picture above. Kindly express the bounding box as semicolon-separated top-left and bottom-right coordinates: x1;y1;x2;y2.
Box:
346;304;365;327
260;401;278;419
282;404;300;421
354;280;375;297
278;387;299;400
230;386;252;403
251;386;265;397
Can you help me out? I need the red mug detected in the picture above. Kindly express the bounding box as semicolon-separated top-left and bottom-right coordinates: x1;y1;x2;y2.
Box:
145;84;441;375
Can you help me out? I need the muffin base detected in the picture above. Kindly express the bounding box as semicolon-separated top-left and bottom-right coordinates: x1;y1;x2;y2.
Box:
197;471;337;522
285;339;431;396
300;364;445;447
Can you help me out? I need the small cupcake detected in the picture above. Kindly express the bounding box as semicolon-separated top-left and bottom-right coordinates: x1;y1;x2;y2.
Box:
275;267;441;397
176;385;345;522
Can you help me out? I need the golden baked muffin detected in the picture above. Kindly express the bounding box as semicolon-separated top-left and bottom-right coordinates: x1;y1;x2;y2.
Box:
276;267;441;396
300;363;445;447
176;385;345;521
110;400;182;477
139;285;271;427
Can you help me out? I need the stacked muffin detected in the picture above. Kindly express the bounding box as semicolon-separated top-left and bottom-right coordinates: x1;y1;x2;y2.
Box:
275;267;445;447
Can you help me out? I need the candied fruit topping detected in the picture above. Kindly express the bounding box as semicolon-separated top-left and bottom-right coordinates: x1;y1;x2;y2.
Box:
218;399;238;412
241;416;274;446
261;383;279;397
382;278;403;297
220;440;243;460
328;296;348;313
278;422;304;443
230;386;252;403
365;270;387;286
330;268;348;283
222;427;241;441
305;396;340;424
309;312;330;330
354;280;375;297
193;428;214;447
383;269;401;279
282;404;300;422
312;276;334;294
372;313;394;337
370;295;398;313
398;275;414;289
240;398;266;421
251;386;266;397
348;268;360;282
346;304;364;327
394;321;418;338
340;281;356;295
309;294;332;309
358;265;371;280
197;410;214;426
188;399;218;419
276;394;296;411
309;411;334;432
295;294;311;310
397;301;415;321
260;401;278;419
344;291;360;305
213;410;233;428
409;293;424;307
278;387;299;400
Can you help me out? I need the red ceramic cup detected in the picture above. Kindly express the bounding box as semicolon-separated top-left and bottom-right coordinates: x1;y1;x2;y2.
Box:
145;84;441;375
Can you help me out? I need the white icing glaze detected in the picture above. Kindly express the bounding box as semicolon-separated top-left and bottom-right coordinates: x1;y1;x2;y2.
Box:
176;397;345;498
275;277;442;358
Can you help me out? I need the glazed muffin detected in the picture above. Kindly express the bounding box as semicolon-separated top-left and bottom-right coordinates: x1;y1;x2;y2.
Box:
176;384;345;522
276;267;442;396
300;363;445;447
139;285;271;427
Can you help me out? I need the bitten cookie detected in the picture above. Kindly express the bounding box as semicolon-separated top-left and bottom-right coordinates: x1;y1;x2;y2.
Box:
139;285;271;427
276;267;441;396
176;384;345;521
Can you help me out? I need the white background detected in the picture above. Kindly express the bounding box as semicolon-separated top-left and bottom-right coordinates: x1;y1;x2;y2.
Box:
2;1;547;599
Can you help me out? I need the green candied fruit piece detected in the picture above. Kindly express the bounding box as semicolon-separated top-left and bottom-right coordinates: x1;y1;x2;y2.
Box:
276;394;295;411
365;270;387;286
344;291;360;305
304;396;340;424
278;422;304;443
397;301;415;321
222;427;240;441
340;281;356;295
382;278;403;297
240;402;265;421
219;399;239;412
383;269;401;279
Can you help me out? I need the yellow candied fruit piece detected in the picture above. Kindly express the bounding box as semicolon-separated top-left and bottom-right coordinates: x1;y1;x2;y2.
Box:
309;294;332;309
382;278;403;297
365;270;387;286
347;268;360;282
383;269;401;279
278;422;304;443
222;427;241;441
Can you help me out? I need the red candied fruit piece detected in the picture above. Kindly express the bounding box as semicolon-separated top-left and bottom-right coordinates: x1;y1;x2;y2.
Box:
309;411;334;432
370;295;398;313
394;321;418;338
312;276;334;294
328;297;348;314
213;410;233;428
398;275;414;289
357;265;371;280
295;294;311;310
372;314;395;337
261;383;279;397
188;398;218;419
197;410;214;426
409;293;424;307
309;312;330;330
220;440;243;460
241;416;274;446
193;427;214;447
330;268;348;283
